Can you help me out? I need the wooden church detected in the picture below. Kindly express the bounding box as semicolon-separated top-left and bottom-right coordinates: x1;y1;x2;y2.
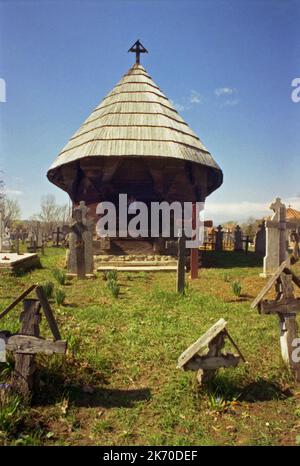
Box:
47;41;223;256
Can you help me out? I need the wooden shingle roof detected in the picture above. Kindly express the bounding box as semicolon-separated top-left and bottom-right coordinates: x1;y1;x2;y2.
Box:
287;207;300;222
48;64;222;193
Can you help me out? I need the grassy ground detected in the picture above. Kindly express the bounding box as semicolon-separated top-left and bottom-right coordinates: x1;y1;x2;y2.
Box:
0;247;300;446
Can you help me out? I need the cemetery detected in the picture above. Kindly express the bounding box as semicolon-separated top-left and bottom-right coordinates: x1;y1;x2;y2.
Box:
0;14;299;447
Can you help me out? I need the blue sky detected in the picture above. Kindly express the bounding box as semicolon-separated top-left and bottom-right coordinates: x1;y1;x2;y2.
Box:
0;0;300;223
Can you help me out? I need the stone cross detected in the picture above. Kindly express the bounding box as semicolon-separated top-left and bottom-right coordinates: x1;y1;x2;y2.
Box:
262;198;289;277
2;225;11;252
254;223;266;256
234;225;243;251
67;201;94;278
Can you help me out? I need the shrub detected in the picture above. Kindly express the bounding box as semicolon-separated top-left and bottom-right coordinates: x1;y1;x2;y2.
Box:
223;273;230;283
107;279;120;298
42;281;54;299
55;288;66;306
232;280;242;297
53;268;66;285
107;270;117;281
0;392;25;434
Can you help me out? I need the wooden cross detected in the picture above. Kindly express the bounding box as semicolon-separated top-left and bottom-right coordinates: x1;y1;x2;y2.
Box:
0;285;66;398
177;318;245;385
128;40;148;65
242;235;251;254
252;264;300;381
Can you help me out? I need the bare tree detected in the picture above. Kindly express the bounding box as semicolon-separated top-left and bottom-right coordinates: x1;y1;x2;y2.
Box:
0;197;21;228
241;216;262;237
36;194;70;236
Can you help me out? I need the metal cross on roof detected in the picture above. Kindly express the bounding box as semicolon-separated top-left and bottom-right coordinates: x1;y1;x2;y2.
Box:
128;40;148;65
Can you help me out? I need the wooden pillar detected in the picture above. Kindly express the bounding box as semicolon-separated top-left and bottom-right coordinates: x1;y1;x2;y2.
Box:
176;234;186;293
190;202;198;279
11;299;41;398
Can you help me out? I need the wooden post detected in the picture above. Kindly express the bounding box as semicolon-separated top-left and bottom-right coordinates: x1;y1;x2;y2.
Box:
56;227;60;247
176;234;186;293
0;284;37;320
11;299;41;398
35;286;61;340
190;202;198;279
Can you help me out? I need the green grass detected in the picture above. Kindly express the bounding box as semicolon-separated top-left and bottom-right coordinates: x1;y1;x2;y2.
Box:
52;268;67;286
0;247;299;445
41;281;54;300
232;280;242;297
55;288;66;306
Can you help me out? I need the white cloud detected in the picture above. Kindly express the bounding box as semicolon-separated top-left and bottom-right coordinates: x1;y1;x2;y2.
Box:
214;87;236;97
220;98;240;107
170;89;203;112
5;188;23;196
214;87;239;107
204;197;300;223
189;90;202;104
170;99;188;112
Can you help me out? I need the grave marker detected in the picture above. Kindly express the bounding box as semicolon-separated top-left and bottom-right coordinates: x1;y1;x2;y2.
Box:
0;284;67;398
261;198;292;276
252;263;300;381
234;225;243;251
255;223;266;256
215;225;223;251
67;201;94;278
177;318;244;385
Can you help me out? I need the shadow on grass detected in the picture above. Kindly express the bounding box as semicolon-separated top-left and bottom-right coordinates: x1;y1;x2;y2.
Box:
202;251;263;269
205;376;292;402
33;358;151;409
74;387;151;408
225;295;253;303
241;379;293;402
